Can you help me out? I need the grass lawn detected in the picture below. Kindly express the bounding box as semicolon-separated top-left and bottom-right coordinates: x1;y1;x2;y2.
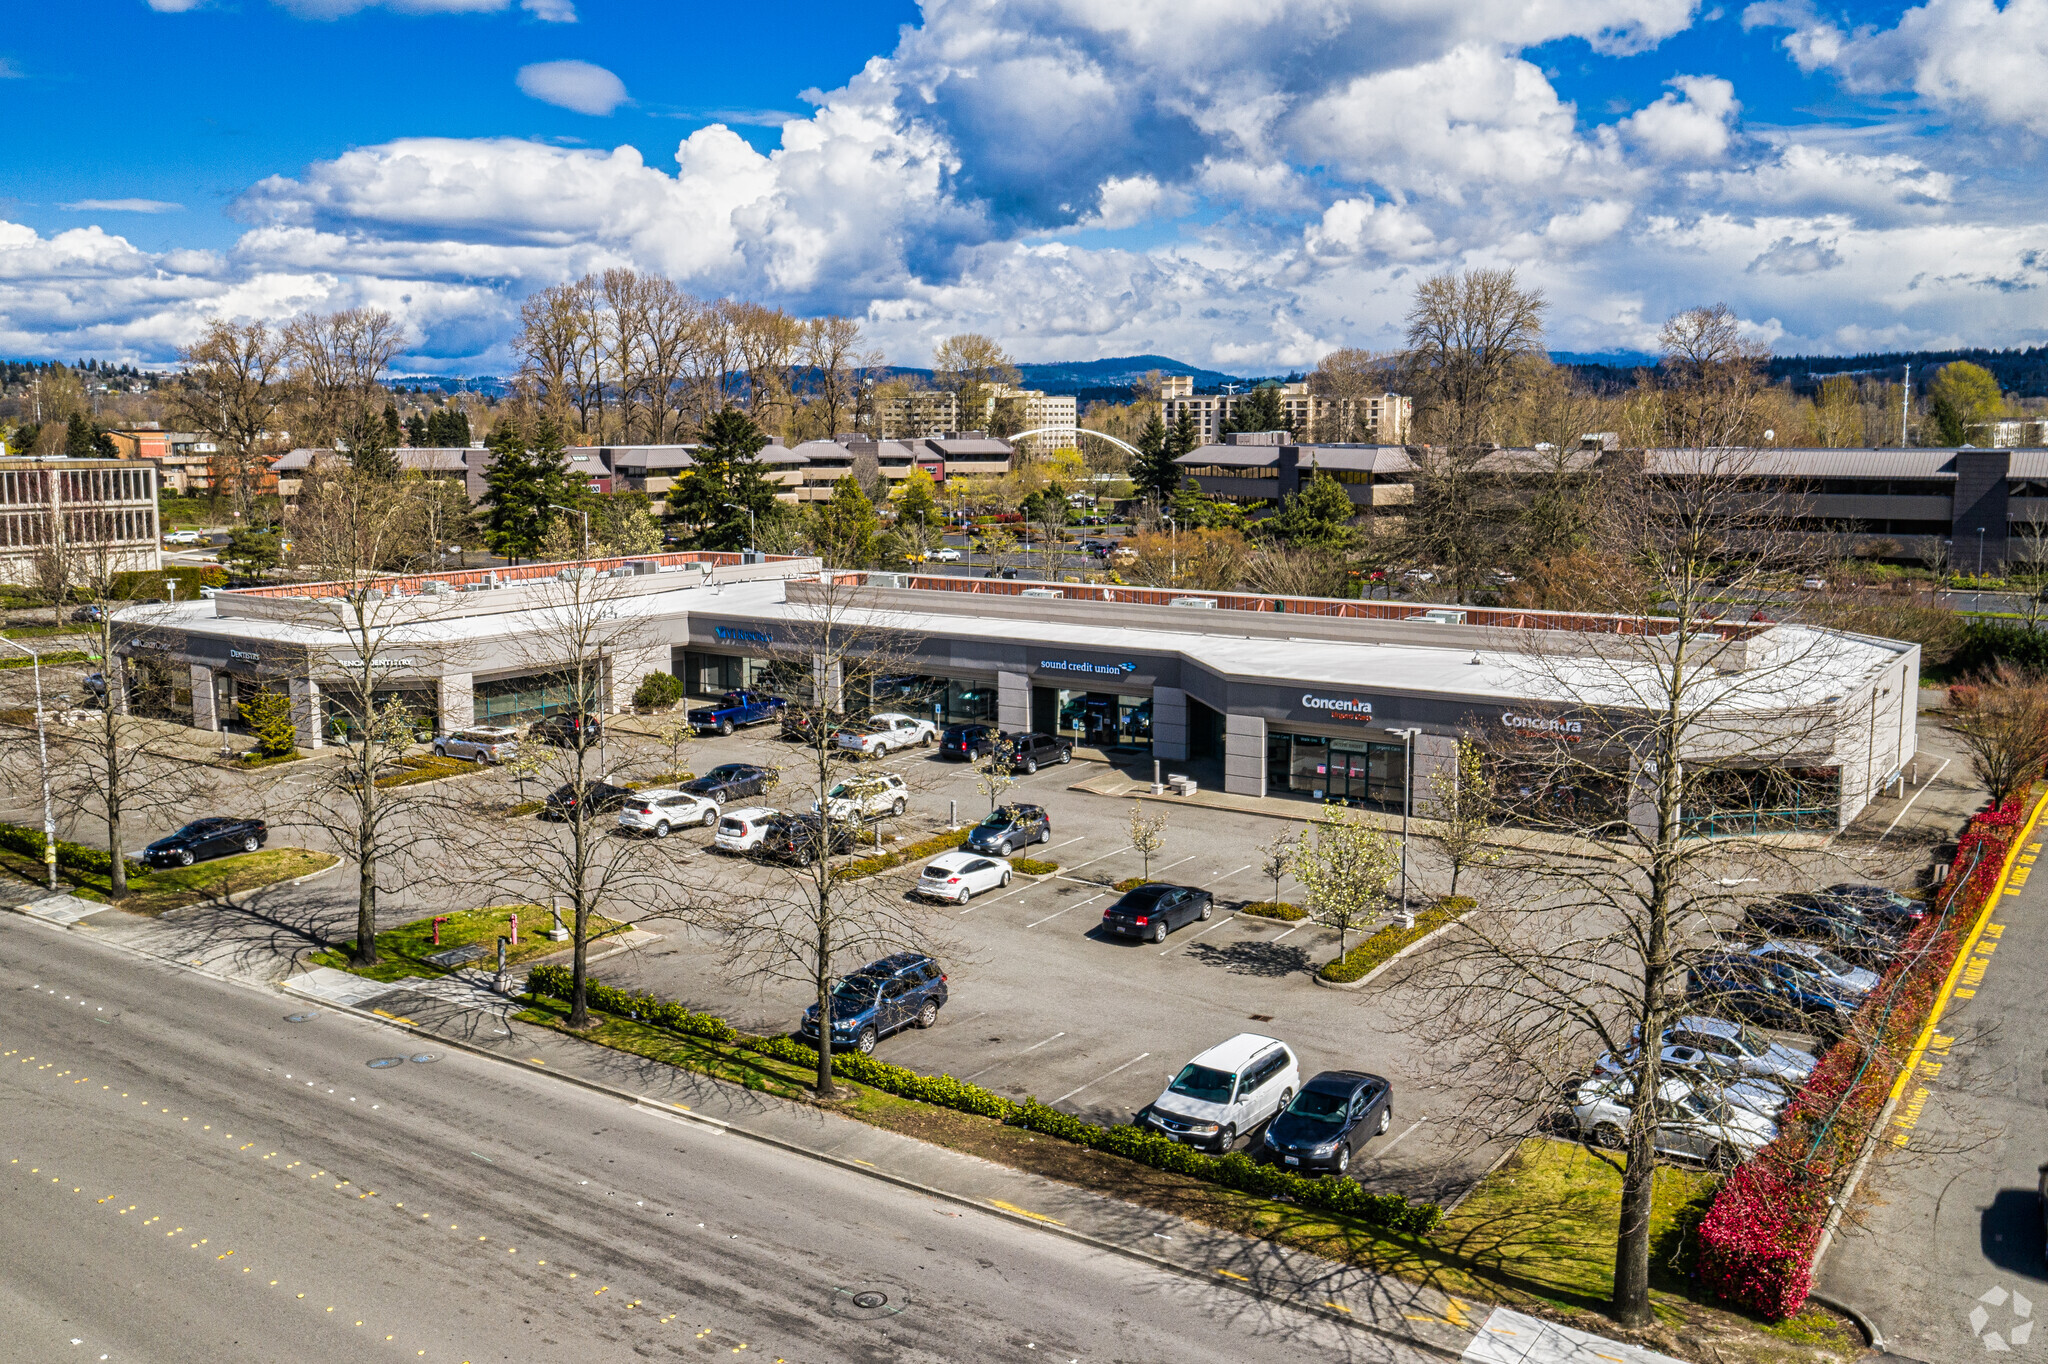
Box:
1;623;89;640
0;846;338;917
374;753;486;788
310;906;629;984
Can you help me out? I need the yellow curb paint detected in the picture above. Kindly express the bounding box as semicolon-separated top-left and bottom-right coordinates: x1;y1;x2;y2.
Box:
1215;1269;1249;1282
990;1199;1064;1226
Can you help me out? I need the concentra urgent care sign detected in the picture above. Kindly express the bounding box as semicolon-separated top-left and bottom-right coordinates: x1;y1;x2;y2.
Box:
1297;693;1373;722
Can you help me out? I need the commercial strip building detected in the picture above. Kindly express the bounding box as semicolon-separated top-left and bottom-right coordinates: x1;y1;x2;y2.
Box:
117;556;1916;837
0;457;162;581
1160;375;1411;445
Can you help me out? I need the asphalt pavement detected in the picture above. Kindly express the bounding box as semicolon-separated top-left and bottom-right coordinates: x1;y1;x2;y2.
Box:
0;913;1448;1364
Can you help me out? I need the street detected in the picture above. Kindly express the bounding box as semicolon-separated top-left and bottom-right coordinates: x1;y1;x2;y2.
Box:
0;913;1430;1364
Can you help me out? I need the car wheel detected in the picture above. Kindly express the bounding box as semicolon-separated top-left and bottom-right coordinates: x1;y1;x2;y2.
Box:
1037;827;1050;844
998;840;1014;856
1336;1145;1351;1176
916;1000;939;1029
855;1027;878;1056
891;799;905;817
1377;1107;1391;1136
653;821;670;839
1058;749;1071;764
701;808;718;828
958;884;973;903
1151;921;1167;944
1217;1124;1236;1151
1024;758;1038;774
239;836;259;853
1198;898;1212;921
432;744;446;758
178;850;194;867
1591;1122;1625;1151
920;731;933;747
999;871;1011;887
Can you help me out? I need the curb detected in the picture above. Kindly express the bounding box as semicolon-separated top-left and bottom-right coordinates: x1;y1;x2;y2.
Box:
278;980;1470;1361
1311;910;1465;992
1805;1291;1885;1350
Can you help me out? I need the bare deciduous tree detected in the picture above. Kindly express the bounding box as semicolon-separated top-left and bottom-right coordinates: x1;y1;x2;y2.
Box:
164;318;288;522
1948;663;2048;807
1427;736;1499;899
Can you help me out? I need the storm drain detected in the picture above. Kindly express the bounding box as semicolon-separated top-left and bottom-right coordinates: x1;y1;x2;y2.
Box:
366;1057;404;1069
409;1053;439;1064
832;1283;910;1322
284;1012;320;1023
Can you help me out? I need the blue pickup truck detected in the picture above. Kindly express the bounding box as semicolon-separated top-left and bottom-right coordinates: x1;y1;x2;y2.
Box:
689;688;787;736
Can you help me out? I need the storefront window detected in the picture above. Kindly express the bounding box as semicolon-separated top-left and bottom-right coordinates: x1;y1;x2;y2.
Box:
1683;765;1840;836
680;650;774;699
322;684;439;740
857;673;996;725
1267;732;1405;807
476;669;602;723
1052;689;1151;751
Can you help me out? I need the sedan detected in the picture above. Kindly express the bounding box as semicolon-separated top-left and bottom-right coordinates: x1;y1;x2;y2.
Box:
1744;939;1880;998
541;780;633;821
1571;1075;1776;1170
1261;1071;1393;1176
1591;1044;1791;1117
144;817;268;868
1822;883;1930;928
1101;883;1212;943
617;788;720;837
914;852;1012;903
681;763;773;803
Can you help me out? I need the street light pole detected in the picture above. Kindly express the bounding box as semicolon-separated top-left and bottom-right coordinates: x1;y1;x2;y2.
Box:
723;501;757;552
547;503;590;557
0;638;60;890
1978;526;1986;576
1386;727;1420;916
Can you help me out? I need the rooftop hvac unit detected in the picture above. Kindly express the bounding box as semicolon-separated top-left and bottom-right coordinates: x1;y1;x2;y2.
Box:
1020;587;1065;599
420;580;452;595
557;567;595;582
867;572;907;589
606;565;636;579
1414;608;1467;625
456;582;493;593
1169;596;1216;608
741;549;765;565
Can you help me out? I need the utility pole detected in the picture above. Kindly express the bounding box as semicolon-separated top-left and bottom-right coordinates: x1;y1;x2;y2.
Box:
1901;363;1910;448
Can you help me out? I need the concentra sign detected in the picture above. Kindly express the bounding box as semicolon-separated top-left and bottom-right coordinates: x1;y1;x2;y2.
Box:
1299;693;1373;721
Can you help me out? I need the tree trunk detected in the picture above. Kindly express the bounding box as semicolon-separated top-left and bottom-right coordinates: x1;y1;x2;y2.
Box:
105;802;125;899
814;927;836;1099
353;835;379;966
568;896;590;1029
1611;1120;1657;1325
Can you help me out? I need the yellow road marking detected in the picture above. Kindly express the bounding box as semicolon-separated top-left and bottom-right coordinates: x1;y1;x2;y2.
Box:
990;1199;1064;1225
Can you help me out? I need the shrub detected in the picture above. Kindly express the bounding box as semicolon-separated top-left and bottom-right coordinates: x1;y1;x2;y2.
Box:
1317;896;1472;983
525;962;737;1044
1010;857;1058;876
0;820;145;881
111;565;225;601
633;671;684;711
1240;900;1305;921
1112;876;1160;892
834;827;968;881
238;687;298;758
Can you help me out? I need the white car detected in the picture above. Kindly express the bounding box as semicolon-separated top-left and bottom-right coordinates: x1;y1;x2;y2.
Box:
930;548;962;563
1571;1074;1777;1170
713;806;779;854
1590;1044;1792;1117
812;772;910;822
618;787;720;838
915;851;1012;903
433;725;521;764
835;713;938;757
163;530;204;546
1143;1034;1301;1152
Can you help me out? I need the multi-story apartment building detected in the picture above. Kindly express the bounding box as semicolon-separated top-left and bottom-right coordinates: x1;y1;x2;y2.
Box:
0;457;161;581
875;386;1077;454
106;426;230;494
1160;374;1410;444
875;391;963;440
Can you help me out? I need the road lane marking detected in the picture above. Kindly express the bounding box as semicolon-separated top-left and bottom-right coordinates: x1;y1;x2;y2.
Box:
991;1199;1064;1225
1052;1052;1151;1104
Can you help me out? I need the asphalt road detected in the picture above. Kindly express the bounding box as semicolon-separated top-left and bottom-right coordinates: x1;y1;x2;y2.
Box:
0;915;1426;1364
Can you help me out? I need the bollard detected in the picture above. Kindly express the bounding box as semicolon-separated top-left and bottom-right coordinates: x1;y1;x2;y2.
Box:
509;912;519;945
549;895;568;942
949;798;957;831
497;936;508;973
1152;758;1163;796
432;915;448;946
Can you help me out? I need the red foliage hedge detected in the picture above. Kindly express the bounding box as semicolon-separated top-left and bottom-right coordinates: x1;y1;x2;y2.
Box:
1695;799;2024;1318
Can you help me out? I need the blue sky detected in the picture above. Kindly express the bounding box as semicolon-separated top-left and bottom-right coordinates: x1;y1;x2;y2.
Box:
4;0;2045;370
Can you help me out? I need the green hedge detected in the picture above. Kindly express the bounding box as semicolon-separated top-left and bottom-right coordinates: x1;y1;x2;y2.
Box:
1010;857;1059;876
834;827;969;881
1240;900;1305;921
1952;621;2048;674
532;964;1443;1236
1318;896;1474;983
0;819;144;880
1112;876;1161;892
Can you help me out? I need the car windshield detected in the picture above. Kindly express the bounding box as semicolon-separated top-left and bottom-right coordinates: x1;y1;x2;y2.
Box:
831;976;884;1003
711;765;746;778
1284;1089;1350;1125
1168;1064;1235;1105
974;814;1013;831
921;862;956;878
1810;948;1853;975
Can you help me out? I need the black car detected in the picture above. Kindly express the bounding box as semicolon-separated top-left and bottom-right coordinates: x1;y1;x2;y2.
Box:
1686;951;1855;1036
682;763;773;803
1101;883;1212;942
1746;896;1903;970
799;953;948;1054
145;817;268;868
529;713;604;748
1822;883;1930;927
938;723;998;761
541;779;633;820
756;813;858;865
1261;1070;1393;1175
995;730;1072;774
965;803;1051;856
780;709;834;744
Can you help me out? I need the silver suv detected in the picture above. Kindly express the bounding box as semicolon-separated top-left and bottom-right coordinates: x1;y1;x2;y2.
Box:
812;773;910;822
434;726;520;764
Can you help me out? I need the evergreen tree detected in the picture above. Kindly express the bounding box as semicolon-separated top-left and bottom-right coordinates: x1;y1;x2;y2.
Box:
1132;410;1180;504
807;475;880;567
426;406;473;448
64;411;115;458
350;415;401;481
1262;470;1355;549
1226;384;1288;437
667;406;779;550
480;416;576;562
403;411;429;447
381;403;403;448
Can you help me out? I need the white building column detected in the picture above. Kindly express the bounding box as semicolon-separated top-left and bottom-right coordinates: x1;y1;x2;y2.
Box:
1222;710;1263;796
997;670;1030;730
289;676;323;750
608;645;667;715
438;672;475;734
190;663;218;731
1151;686;1190;761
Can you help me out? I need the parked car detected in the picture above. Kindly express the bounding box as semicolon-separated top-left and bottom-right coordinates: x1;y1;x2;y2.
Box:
813;772;910;822
1143;1035;1300;1152
1260;1070;1393;1176
964;803;1051;856
433;725;520;764
1686;951;1857;1033
1570;1074;1777;1170
835;712;939;757
688;688;786;736
995;730;1072;774
528;713;604;748
780;709;834;744
1822;883;1930;928
755;812;858;865
798;952;948;1054
541;779;633;821
1745;897;1902;971
69;604;106;623
617;787;721;837
914;851;1013;903
1101;883;1213;943
930;547;962;563
1650;1014;1816;1090
144;816;268;868
1590;1044;1791;1117
82;672;108;699
937;723;998;761
681;763;773;803
163;530;204;546
1743;939;1880;998
712;806;779;854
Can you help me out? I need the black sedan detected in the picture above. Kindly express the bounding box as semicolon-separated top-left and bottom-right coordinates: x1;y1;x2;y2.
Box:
1100;883;1211;943
755;813;857;866
528;713;604;748
1261;1070;1394;1176
541;780;633;821
1745;896;1903;970
683;763;774;803
145;817;268;868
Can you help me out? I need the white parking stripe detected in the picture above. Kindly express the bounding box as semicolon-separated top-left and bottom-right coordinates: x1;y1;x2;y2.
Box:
1059;843;1133;874
1053;1052;1152;1105
960;1031;1067;1081
1027;893;1104;928
1375;1119;1425;1156
1213;863;1254;880
1161;912;1238;955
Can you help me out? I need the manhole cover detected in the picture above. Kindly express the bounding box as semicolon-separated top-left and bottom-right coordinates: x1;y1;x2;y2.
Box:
284;1012;319;1022
366;1057;404;1069
409;1053;439;1064
831;1282;910;1322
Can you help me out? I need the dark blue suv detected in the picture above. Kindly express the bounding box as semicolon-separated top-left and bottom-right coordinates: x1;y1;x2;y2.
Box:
1686;951;1856;1037
799;953;948;1055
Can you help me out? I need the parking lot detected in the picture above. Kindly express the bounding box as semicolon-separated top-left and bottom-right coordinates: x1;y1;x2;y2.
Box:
581;724;1516;1201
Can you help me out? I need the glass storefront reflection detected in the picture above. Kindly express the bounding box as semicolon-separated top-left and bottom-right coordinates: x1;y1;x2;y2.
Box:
1266;731;1405;808
1053;690;1152;750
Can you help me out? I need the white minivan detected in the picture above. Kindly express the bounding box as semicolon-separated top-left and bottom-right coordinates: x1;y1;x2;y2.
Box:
1143;1034;1301;1152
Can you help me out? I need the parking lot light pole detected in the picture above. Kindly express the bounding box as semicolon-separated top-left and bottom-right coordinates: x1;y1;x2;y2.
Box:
548;503;590;557
1386;727;1420;917
0;637;60;890
723;502;757;553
